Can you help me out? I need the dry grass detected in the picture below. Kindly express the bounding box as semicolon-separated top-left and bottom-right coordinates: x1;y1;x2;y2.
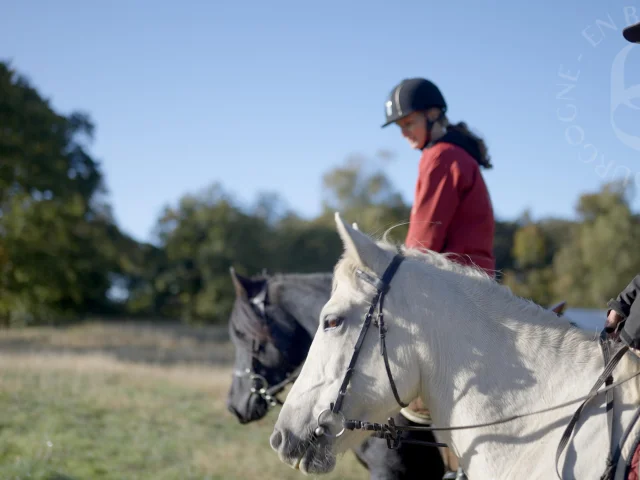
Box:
0;320;367;480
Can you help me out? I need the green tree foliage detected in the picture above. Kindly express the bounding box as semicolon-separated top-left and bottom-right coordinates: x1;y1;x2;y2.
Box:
512;223;547;270
552;181;640;308
319;154;411;243
149;184;273;324
0;62;136;325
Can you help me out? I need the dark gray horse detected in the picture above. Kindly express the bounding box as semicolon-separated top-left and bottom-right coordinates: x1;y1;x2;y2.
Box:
225;267;449;480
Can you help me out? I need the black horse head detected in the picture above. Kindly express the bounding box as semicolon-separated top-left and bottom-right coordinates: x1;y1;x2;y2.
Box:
226;266;313;424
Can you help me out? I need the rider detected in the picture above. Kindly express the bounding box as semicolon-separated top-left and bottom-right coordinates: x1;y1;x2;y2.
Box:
382;77;496;275
603;21;640;346
381;77;496;479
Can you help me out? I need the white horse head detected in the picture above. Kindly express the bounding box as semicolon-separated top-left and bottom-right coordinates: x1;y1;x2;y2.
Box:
270;212;420;473
271;212;640;479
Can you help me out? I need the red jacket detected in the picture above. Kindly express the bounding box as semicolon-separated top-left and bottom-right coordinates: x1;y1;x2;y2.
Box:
405;140;496;275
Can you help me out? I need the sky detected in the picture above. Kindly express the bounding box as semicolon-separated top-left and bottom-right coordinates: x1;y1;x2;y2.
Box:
1;0;640;243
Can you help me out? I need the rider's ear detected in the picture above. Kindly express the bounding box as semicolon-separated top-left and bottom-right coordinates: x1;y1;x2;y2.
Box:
335;212;389;274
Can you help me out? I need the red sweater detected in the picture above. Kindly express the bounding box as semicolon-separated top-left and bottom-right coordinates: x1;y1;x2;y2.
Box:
405;140;496;275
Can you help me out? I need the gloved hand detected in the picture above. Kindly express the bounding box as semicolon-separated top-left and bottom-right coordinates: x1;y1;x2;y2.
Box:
606;274;640;349
604;310;623;338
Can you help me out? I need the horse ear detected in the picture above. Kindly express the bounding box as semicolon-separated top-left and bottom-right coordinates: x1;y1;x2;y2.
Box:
335;212;386;272
229;267;248;299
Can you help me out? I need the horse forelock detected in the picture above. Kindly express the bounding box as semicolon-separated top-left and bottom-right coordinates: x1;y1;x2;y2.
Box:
230;295;271;346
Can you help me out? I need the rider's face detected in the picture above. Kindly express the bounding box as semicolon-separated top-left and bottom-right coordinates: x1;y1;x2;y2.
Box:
396;112;428;150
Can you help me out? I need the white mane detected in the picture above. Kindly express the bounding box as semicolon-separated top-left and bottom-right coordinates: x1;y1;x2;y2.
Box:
333;237;585;343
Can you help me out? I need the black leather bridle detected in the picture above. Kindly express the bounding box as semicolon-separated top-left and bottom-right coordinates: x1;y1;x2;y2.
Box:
235;281;306;410
312;251;447;449
233;365;299;408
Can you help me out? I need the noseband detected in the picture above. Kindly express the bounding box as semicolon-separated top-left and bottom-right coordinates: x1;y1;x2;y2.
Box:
312;251;447;449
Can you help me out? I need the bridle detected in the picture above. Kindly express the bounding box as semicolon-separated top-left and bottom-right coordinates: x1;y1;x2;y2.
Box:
233;366;299;408
310;250;640;479
235;281;304;411
312;250;446;449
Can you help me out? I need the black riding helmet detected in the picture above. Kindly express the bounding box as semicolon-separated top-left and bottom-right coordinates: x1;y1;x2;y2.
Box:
623;20;640;43
381;77;447;128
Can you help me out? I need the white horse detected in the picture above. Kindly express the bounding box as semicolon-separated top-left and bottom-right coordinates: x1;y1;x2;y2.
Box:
270;212;640;479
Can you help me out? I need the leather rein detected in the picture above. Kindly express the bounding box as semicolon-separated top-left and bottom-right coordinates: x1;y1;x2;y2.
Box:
310;250;640;479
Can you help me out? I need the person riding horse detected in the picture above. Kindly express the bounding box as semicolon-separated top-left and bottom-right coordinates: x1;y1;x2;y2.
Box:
604;21;640;349
382;77;496;479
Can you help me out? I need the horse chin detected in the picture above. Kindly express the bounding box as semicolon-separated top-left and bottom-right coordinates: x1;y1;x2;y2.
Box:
296;442;337;475
270;428;338;474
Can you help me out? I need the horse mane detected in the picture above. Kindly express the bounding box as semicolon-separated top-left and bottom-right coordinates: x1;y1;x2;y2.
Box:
334;239;582;336
267;272;333;305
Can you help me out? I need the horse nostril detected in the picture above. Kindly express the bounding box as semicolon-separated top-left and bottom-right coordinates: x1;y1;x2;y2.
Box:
270;429;283;451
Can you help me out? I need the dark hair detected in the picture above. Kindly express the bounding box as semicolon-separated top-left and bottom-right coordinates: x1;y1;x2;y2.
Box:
445;121;493;170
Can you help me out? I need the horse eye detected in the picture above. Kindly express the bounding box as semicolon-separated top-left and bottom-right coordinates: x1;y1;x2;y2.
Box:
323;315;343;331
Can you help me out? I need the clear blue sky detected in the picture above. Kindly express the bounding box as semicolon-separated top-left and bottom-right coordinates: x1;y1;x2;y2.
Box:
2;0;639;242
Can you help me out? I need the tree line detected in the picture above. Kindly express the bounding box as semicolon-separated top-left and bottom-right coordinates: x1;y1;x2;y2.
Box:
1;60;638;327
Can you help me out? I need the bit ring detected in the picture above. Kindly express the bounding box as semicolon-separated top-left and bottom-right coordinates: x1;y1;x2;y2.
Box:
249;374;268;394
315;408;345;438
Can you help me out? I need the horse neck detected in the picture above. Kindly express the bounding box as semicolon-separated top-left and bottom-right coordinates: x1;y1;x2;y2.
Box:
269;273;332;336
401;262;610;477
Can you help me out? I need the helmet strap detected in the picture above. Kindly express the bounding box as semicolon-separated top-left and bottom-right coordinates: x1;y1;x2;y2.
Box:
421;110;446;150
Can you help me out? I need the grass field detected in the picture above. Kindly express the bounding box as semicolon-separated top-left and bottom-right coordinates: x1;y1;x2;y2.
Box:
0;320;367;480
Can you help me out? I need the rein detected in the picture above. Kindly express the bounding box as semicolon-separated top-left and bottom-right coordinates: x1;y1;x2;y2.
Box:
342;354;639;434
311;250;640;478
312;251;447;449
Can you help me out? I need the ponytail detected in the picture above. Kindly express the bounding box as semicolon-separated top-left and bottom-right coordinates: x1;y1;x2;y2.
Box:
445;121;493;169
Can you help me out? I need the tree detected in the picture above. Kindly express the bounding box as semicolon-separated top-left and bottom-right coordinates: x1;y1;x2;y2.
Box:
150;183;276;324
512;223;547;270
493;219;518;274
552;181;640;308
0;61;126;325
319;154;411;243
